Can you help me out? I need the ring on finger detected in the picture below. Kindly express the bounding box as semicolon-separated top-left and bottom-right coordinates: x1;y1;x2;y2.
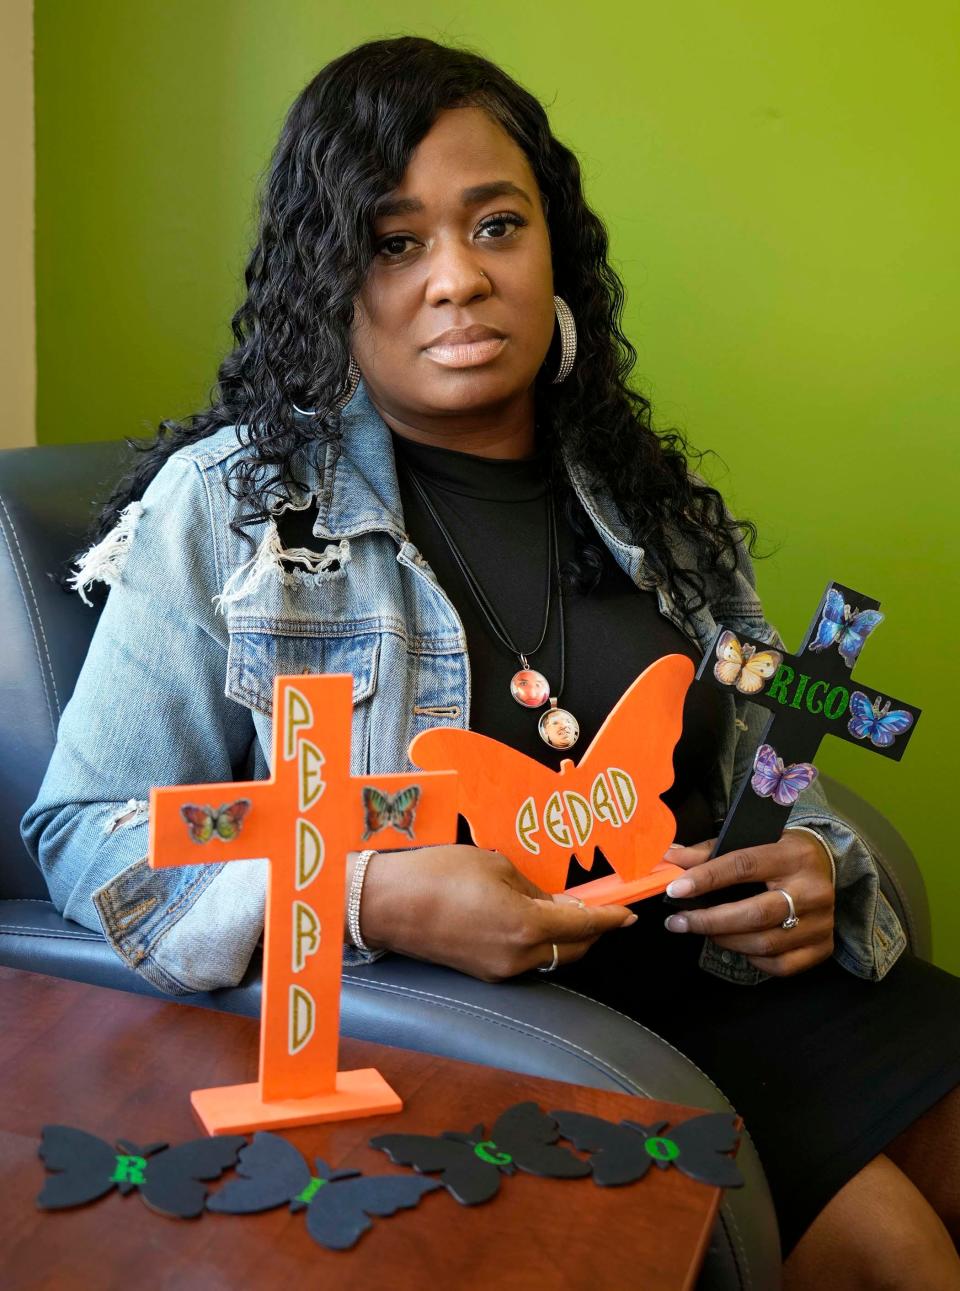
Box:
537;942;560;973
774;888;800;930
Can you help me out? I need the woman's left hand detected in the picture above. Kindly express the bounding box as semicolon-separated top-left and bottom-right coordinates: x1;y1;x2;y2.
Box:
662;832;835;976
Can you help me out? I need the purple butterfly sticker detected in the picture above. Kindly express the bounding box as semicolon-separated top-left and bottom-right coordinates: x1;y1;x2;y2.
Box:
847;692;914;748
751;743;818;807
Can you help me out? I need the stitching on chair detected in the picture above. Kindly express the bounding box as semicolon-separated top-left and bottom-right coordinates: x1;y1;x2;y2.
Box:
0;493;61;716
346;976;651;1094
547;986;732;1099
712;1198;748;1291
0;925;101;940
549;981;765;1166
0;494;60;732
349;977;646;1091
716;1203;751;1291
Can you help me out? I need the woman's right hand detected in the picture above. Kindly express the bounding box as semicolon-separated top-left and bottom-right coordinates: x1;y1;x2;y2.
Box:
352;845;638;982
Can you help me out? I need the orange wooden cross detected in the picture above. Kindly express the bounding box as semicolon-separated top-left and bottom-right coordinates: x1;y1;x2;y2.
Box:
148;673;458;1136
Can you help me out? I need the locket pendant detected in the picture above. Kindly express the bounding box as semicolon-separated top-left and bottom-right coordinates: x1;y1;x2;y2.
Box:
509;656;550;709
538;696;580;751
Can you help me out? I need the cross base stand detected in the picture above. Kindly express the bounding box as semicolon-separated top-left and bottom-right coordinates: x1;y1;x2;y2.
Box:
191;1067;403;1135
568;861;684;907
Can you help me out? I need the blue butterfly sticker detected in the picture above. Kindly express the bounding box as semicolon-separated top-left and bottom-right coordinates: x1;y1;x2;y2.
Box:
847;692;914;748
808;588;884;668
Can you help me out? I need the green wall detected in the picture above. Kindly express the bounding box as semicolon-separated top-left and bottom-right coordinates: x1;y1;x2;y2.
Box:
36;2;959;971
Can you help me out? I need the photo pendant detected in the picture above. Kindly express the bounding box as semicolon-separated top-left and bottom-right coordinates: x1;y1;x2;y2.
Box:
510;667;550;710
538;697;580;751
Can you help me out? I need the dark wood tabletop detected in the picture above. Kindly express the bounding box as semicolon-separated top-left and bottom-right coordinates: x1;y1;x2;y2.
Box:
0;967;727;1289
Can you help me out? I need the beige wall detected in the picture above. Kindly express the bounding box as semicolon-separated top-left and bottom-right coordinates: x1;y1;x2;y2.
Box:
0;0;35;449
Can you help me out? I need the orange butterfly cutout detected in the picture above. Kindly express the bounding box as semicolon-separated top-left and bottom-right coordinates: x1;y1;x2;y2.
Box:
409;654;694;906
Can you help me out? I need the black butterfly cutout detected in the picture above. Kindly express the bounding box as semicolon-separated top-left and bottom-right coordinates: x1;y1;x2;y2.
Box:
36;1125;246;1218
369;1100;591;1206
206;1132;440;1250
550;1110;744;1189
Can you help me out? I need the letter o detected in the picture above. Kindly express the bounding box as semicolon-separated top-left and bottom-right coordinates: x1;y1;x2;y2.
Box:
824;686;849;720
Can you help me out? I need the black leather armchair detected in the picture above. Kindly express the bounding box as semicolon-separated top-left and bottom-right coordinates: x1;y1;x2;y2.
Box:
0;440;933;1291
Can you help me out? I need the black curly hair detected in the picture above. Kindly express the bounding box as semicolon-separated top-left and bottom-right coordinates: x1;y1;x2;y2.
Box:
75;33;756;615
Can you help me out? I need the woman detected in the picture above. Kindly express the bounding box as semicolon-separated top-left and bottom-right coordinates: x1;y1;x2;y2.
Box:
22;35;960;1285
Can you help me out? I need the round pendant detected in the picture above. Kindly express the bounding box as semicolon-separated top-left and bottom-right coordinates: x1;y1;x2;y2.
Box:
510;667;550;709
538;699;580;750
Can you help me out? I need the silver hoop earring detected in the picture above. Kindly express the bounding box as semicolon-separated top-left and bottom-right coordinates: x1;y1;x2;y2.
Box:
334;355;361;411
292;356;361;417
550;295;576;384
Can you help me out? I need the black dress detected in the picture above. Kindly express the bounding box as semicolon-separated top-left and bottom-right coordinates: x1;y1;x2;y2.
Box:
384;431;960;1257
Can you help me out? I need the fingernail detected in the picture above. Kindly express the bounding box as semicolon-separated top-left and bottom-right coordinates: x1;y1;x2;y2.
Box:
663;844;683;860
664;914;689;933
666;878;694;898
620;912;638;927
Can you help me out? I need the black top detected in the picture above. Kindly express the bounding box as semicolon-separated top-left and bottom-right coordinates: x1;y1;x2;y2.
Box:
389;430;725;868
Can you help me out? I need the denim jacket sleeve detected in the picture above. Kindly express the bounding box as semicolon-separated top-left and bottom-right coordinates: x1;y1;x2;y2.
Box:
696;537;907;986
20;450;381;993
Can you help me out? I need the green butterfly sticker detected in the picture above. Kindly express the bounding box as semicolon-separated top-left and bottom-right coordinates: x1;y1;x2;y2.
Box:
361;786;420;840
180;799;252;844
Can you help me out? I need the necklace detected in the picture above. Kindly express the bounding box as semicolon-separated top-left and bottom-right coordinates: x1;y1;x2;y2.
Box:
402;465;580;752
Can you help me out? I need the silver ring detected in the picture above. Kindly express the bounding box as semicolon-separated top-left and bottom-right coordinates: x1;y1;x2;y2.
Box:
775;888;800;929
537;942;559;973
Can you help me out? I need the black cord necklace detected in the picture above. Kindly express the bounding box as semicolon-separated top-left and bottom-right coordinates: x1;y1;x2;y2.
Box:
402;465;580;752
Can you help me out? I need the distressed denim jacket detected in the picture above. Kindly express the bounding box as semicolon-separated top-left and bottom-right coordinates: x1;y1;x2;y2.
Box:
21;378;906;993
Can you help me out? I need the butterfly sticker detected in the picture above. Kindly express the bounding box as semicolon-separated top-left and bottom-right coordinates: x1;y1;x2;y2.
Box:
36;1126;245;1218
848;691;915;748
751;743;818;807
713;630;783;696
551;1111;744;1189
808;587;884;668
410;655;693;895
179;799;252;844
361;785;420;840
370;1101;591;1206
206;1132;439;1250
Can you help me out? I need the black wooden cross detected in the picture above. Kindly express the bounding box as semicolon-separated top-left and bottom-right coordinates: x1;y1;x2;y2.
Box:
695;581;921;856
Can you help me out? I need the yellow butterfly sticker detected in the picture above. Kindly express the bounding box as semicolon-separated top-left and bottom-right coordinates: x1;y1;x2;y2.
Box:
713;630;783;696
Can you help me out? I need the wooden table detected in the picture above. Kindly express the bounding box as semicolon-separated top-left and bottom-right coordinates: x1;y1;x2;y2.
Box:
0;967;727;1289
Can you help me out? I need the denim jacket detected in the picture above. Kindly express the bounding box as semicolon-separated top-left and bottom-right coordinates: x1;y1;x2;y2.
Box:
21;378;906;993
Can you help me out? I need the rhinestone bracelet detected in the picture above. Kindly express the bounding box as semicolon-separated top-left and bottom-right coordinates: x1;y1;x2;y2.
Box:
347;848;378;952
786;825;836;887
